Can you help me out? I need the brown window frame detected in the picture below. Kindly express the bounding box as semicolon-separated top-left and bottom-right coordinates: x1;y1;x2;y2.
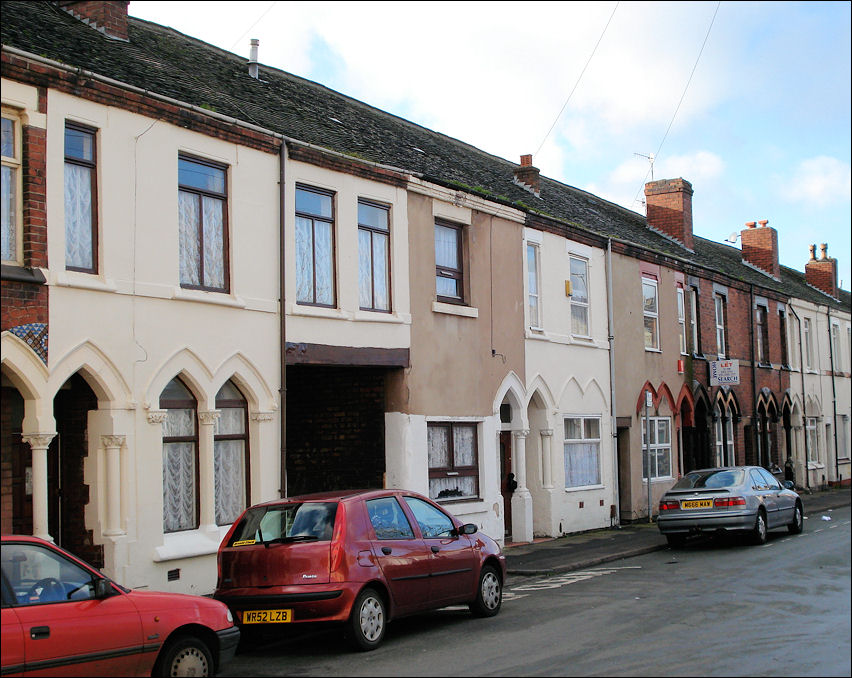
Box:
64;121;99;274
178;154;230;293
357;198;391;313
779;309;789;368
295;184;336;307
755;304;770;365
160;377;200;533
214;380;250;526
434;219;465;305
427;422;479;503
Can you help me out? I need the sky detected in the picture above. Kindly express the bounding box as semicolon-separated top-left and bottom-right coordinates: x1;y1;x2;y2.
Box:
128;1;852;287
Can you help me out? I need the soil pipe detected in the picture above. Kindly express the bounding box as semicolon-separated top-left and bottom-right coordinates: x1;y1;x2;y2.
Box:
827;306;840;485
279;141;287;498
606;238;620;524
750;285;759;466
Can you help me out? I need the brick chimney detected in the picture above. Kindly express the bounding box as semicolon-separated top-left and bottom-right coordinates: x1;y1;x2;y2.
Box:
740;219;780;279
805;243;839;298
644;178;694;250
513;154;541;197
56;1;130;41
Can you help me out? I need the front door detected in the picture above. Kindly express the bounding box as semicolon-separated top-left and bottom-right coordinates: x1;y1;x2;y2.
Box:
499;432;513;541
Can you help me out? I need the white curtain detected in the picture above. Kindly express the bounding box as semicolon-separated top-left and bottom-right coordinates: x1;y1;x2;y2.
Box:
565;442;600;487
202;196;224;288
2;165;15;261
178;192;200;286
64;163;93;269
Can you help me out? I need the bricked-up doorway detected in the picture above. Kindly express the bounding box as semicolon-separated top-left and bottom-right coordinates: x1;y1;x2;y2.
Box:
1;381;31;535
48;374;103;568
285;365;390;497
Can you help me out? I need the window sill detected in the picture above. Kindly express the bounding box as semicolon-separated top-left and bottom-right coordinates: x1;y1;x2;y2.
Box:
642;477;673;484
806;462;825;470
644;347;662;354
432;301;478;318
153;528;221;562
172;286;246;308
353;309;412;324
564;484;605;493
55;270;117;293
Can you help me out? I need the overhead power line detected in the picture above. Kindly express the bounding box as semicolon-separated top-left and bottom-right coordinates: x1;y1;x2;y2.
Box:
632;1;721;209
230;1;278;51
534;1;620;160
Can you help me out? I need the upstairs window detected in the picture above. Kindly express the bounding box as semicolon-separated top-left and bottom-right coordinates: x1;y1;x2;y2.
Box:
714;293;728;358
688;288;701;355
178;155;228;292
642;278;659;350
831;323;841;372
570;256;590;336
527;242;541;327
435;220;464;303
64;123;98;272
804;317;813;370
1;110;22;264
358;200;390;312
677;287;687;355
779;309;789;367
295;185;335;306
755;304;770;364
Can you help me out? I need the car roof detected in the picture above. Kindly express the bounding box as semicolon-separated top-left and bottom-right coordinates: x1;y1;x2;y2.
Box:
249;488;418;507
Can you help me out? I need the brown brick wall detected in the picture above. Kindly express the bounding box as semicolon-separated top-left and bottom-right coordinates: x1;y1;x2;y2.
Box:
644;179;694;250
741;223;780;279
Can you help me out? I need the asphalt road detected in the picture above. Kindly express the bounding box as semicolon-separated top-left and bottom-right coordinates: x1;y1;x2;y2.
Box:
220;505;851;677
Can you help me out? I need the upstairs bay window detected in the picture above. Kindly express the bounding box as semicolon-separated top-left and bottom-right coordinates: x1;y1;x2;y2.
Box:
570;256;590;336
64;123;98;272
295;185;335;306
178;155;228;292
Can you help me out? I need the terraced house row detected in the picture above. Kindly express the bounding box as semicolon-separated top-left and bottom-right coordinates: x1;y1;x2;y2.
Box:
2;1;849;595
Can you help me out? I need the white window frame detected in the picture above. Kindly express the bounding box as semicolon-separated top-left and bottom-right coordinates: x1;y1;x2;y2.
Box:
641;416;672;481
831;322;841;372
1;108;23;265
642;277;660;351
806;416;820;465
688;288;700;355
527;242;541;329
713;403;736;467
569;255;590;337
563;415;602;490
714;293;727;358
677;287;687;355
804;318;814;370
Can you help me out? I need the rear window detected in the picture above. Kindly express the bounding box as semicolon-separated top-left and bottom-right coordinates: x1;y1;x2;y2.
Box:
672;469;744;490
227;502;338;546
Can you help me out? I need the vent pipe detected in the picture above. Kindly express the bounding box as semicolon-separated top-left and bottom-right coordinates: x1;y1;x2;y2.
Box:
249;39;259;79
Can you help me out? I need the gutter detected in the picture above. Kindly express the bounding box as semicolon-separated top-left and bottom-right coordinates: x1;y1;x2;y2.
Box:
788;304;810;489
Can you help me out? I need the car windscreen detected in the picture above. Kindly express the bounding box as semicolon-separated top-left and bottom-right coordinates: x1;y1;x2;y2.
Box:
227;502;338;546
671;469;744;490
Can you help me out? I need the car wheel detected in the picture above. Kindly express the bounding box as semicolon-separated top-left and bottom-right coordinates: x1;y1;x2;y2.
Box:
470;565;502;618
751;509;768;545
347;587;386;651
788;502;804;534
665;534;687;547
155;635;213;677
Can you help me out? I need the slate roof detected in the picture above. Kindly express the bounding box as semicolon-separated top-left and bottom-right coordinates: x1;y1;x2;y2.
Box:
2;1;849;312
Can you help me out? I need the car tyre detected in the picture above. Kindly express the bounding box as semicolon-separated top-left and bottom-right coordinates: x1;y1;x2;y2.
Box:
665;534;687;548
787;502;804;534
155;635;213;677
751;508;768;545
346;587;386;651
470;565;502;618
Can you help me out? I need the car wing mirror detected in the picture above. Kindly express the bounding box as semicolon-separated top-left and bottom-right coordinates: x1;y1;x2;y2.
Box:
459;523;478;536
783;480;795;490
94;578;114;599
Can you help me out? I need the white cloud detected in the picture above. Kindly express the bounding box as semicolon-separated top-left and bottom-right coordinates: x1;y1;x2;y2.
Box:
782;156;852;207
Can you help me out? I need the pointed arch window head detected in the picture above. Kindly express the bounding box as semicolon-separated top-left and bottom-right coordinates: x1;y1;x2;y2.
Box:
160;377;198;533
214;379;249;526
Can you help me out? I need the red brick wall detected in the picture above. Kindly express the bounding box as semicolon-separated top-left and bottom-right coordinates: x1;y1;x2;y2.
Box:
56;1;129;40
644;179;694;250
805;258;838;298
741;223;780;279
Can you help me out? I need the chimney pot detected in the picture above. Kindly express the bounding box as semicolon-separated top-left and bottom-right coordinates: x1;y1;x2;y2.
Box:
809;244;817;260
820;243;828;260
758;219;768;227
520;154;533;167
745;221;756;229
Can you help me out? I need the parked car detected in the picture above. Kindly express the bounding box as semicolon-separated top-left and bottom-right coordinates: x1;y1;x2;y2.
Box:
214;488;506;650
657;466;804;546
1;535;239;677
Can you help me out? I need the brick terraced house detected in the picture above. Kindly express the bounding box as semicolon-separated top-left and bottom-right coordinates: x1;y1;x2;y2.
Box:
2;1;849;593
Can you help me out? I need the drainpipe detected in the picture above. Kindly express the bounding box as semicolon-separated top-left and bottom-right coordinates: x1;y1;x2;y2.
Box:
606;239;619;525
279;141;288;498
827;306;840;485
788;304;810;490
749;284;760;465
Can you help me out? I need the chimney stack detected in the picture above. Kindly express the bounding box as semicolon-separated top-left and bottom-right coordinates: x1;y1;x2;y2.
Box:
644;178;694;250
513;154;541;197
805;243;839;297
740;219;780;279
57;1;129;41
248;39;260;79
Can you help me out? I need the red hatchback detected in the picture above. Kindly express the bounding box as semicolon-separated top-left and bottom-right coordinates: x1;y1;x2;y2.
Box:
214;489;506;650
1;535;239;676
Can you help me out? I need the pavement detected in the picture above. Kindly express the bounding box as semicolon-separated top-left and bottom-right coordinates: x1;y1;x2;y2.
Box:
503;485;852;576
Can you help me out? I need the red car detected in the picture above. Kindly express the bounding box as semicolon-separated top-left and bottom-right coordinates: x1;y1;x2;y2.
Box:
1;535;239;676
214;489;506;650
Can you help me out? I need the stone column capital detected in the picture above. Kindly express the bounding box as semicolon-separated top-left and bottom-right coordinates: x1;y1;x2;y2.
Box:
540;428;554;437
22;433;56;450
198;410;221;426
146;410;168;425
101;434;126;449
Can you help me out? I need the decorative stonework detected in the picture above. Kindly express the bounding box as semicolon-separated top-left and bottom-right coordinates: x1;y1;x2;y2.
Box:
9;323;48;364
146;410;168;425
21;433;56;449
250;411;275;422
101;435;126;449
198;410;221;426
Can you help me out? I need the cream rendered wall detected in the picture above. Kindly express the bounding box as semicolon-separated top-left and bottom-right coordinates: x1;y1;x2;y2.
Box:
284;159;411;349
40;90;281;594
522;230;614;536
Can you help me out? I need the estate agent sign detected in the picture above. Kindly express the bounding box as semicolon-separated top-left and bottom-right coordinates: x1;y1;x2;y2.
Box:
709;359;740;386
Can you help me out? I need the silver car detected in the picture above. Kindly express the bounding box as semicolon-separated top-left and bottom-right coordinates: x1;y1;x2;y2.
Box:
657;466;803;546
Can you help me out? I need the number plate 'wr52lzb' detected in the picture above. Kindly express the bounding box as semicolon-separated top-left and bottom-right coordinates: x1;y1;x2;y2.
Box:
242;609;293;624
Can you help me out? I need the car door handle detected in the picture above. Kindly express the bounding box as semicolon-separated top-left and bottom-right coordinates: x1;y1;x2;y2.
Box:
30;626;50;640
431;545;440;554
381;547;392;555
